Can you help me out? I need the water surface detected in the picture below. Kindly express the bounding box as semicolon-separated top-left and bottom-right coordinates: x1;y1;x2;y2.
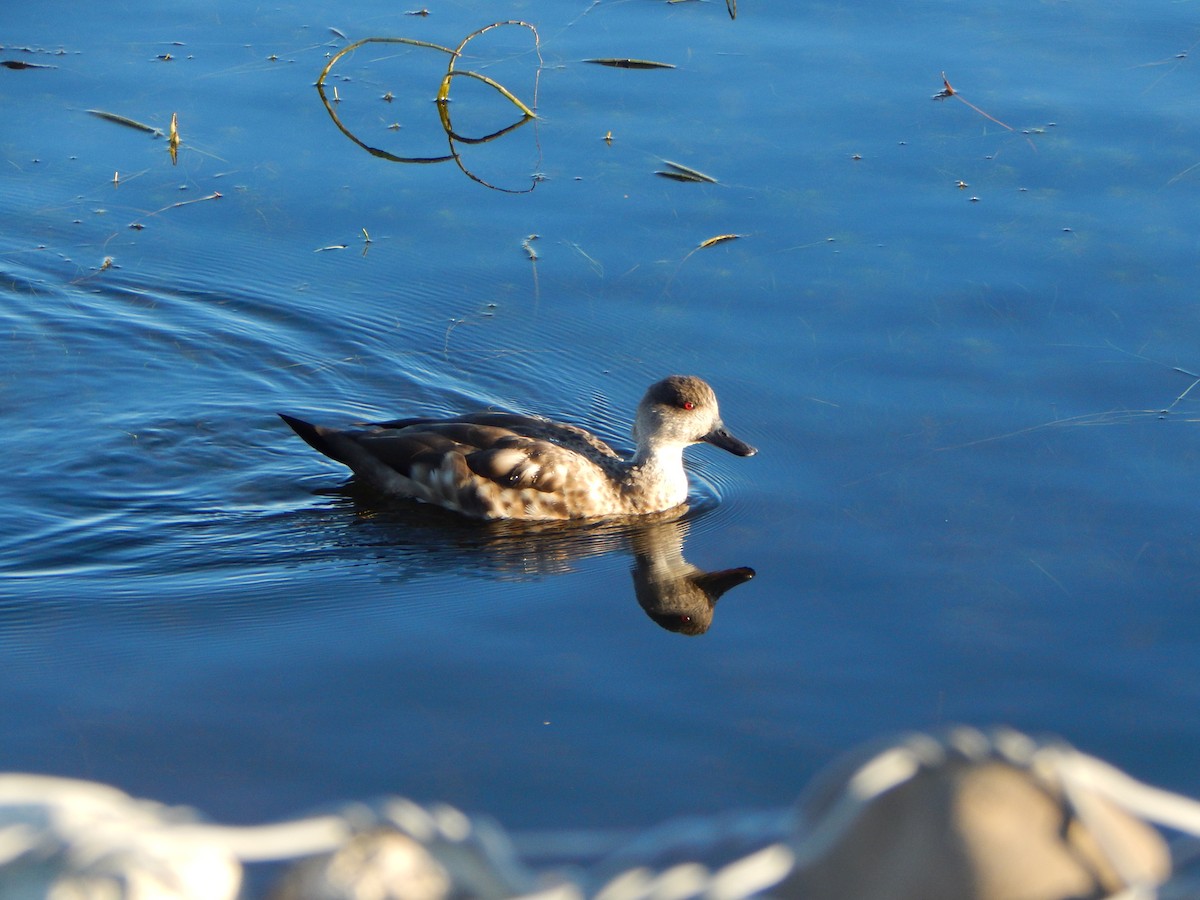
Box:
2;0;1199;837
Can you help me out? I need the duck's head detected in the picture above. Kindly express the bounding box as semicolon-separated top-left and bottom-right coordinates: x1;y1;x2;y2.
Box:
633;375;757;456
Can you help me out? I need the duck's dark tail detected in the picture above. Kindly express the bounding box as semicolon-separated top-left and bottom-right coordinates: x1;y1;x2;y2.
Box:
279;413;353;466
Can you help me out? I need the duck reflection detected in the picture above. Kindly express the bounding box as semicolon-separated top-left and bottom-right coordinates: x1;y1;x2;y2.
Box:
317;488;755;635
630;519;754;635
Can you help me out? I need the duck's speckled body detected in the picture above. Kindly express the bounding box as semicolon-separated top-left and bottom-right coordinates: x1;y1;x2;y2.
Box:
280;375;756;521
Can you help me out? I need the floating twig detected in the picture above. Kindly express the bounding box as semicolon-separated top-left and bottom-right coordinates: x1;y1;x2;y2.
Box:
656;159;717;183
440;21;539;118
166;191;220;210
566;241;603;276
664;0;734;16
437;68;536;118
68;256;120;286
1167;160;1200;186
932;72;1013;131
318;30;537;119
168;112;180;165
127;191;221;229
662;233;746;296
1;60;56;70
87;109;163;137
315;23;541;193
318;35;453;83
585;58;675;70
1165;376;1200;414
697;233;742;249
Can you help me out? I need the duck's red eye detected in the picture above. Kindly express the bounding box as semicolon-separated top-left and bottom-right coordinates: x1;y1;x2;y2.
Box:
682;401;695;410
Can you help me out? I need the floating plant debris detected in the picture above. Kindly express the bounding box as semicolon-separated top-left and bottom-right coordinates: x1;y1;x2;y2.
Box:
585;58;675;70
697;233;743;249
932;72;1013;132
88;109;163;136
127;192;221;230
315;21;541;193
168;112;180;164
655;160;717;183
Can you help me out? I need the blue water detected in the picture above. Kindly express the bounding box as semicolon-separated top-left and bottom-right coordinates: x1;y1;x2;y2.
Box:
3;0;1199;838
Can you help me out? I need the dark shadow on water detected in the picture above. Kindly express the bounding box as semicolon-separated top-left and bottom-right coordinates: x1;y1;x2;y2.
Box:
309;482;755;636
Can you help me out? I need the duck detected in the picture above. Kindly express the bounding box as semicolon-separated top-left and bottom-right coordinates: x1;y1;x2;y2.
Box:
280;375;756;521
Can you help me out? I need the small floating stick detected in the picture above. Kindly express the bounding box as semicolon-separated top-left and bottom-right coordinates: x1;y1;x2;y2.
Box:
696;233;742;250
318;30;538;120
663;234;746;295
932;72;1013;132
585;58;675;70
87;109;163;137
318;35;459;87
127;191;221;230
1165;376;1200;414
656;159;717;183
436;68;536;118
1;60;56;70
440;20;540;119
315;23;541;192
681;232;744;269
168;112;180;164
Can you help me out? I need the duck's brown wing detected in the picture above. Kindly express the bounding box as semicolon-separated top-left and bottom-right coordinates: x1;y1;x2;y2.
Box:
372;422;613;494
284;414;616;498
369;411;624;460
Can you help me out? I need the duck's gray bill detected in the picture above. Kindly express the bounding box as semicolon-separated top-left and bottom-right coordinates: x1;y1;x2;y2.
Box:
704;427;757;457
